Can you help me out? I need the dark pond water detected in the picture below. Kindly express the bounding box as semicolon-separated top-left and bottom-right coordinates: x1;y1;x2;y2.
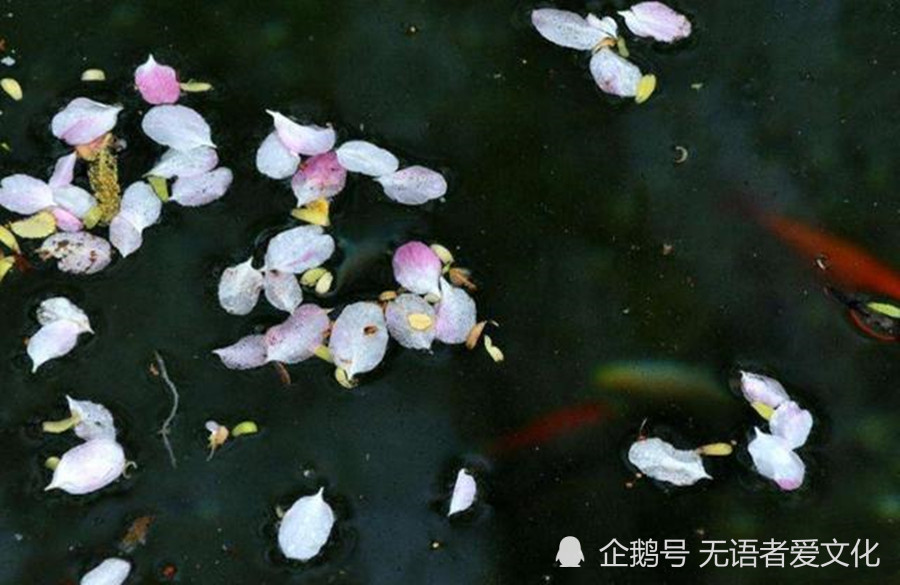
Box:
1;0;899;583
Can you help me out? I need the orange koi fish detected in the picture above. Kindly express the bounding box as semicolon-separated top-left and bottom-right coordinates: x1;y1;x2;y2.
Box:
490;402;613;455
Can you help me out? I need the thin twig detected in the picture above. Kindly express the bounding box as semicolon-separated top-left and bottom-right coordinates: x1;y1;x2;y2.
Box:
153;351;179;469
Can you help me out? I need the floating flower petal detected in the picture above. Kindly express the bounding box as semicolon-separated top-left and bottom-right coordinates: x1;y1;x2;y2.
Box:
38;232;112;274
256;131;300;179
147;146;218;179
45;438;126;495
170;167;232;207
218;257;264;315
66;396;116;441
447;469;477;516
109;182;162;257
335;140;399;177
265;304;330;364
291;151;347;207
37;297;92;331
80;558;131;585
51;208;84;232
267;110;335;156
739;371;790;409
531;8;614;50
589;48;642;98
0;174;55;214
51;98;121;146
748;428;805;491
49;153;77;189
263;270;304;313
627;437;711;487
278;487;335;562
376;166;447;205
619;1;692;43
213;334;268;370
52;185;96;219
329;302;389;379
264;225;335;274
435;278;477;345
386;293;436;350
134;54;180;105
142;105;215;151
392;241;442;296
28;320;83;372
769;401;813;449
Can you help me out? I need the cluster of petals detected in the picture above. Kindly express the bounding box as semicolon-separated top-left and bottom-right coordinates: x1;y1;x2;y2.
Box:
255;110;447;206
531;2;691;99
627;436;711;487
27;297;93;372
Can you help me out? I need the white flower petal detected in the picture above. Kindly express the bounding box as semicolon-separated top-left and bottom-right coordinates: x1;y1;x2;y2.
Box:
48;152;77;189
448;469;477;516
148;146;218;179
619;1;692;43
213;334;268;370
748;428;805;491
435;278;477;345
119;181;163;230
385;294;435;350
52;185;96;219
328;302;389;378
531;8;611;50
589;48;642;97
739;371;790;409
50;98;121;146
264;225;335;274
170;167;232;207
267;110;335;156
0;174;54;214
769;401;813;449
142;104;215;150
218;257;264;315
36;297;92;332
627;437;711;487
66;396;116;441
46;439;125;495
278;487;335;562
376;166;447;205
80;558;131;585
38;232;112;274
255;131;300;179
27;320;83;372
335;140;399;177
263;270;304;313
265;304;330;364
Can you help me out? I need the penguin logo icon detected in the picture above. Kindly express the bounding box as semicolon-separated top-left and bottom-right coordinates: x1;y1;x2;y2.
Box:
556;536;584;567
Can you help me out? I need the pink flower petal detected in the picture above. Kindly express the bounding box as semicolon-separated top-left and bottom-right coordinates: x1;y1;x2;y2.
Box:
256;131;300;179
267;110;335;156
385;293;436;350
109;182;162;257
148;146;218;179
80;558;131;585
291;151;347;206
739;371;790;409
218;257;264;315
769;401;813;449
263;270;304;313
45;438;126;495
48;152;77;188
589;48;642;97
265;304;330;364
448;469;477;516
38;232;112;274
51;207;83;232
51;185;96;218
335;140;399;177
27;320;82;372
435;278;477;345
392;241;442;296
0;174;54;214
134;54;181;105
619;1;692;43
376;166;447;205
213;334;268;370
531;8;613;50
264;225;335;274
142;104;215;151
748;428;805;491
170;167;232;206
328;302;389;378
50;98;122;146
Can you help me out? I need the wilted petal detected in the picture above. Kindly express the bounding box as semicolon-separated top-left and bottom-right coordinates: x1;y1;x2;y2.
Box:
134;54;180;105
335;140;399;177
385;293;436;350
392;241;442;295
218;257;264;315
66;395;116;441
376;166;447;205
48;152;77;188
147;146;218;179
448;469;477;516
291;151;347;206
619;1;692;43
328;302;389;378
278;487;335;562
52;185;96;218
256;131;300;179
264;225;335;274
37;297;92;331
80;558;131;585
589;48;642;97
739;371;790;409
213;334;268;370
531;8;612;50
435;278;477;345
628;437;711;487
0;174;54;214
769;401;813;449
45;438;125;495
263;270;304;313
38;232;112;274
27;320;82;372
267;110;335;156
265;304;330;364
748;428;805;491
170;167;232;206
142;104;215;150
51;98;121;146
51;208;84;232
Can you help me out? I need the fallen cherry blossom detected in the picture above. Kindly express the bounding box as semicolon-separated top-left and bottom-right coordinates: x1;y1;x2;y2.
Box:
590;48;643;98
142;104;215;151
218;257;264;316
448;469;477;516
65;396;117;441
45;438;126;495
329;302;389;381
375;165;447;205
435;278;477;345
264;225;335;275
134;54;180;105
531;8;617;50
618;2;692;43
38;231;112;274
769;400;813;449
392;241;442;296
386;294;436;350
147;146;218;179
747;428;805;491
627;437;711;487
268;110;336;156
170;167;232;207
291;151;347;207
263;269;304;313
256;131;301;179
335;140;399;177
0;153;97;220
79;558;131;585
278;487;335;562
51;98;122;146
109;181;162;257
27;297;93;372
739;370;790;409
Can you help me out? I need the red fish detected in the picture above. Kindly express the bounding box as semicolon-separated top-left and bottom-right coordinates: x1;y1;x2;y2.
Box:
490;402;612;455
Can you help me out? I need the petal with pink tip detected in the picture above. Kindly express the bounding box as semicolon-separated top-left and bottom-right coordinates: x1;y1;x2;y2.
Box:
435;278;477;345
531;8;613;50
335;140;399;177
386;294;436;350
265;304;330;364
267;110;335;156
589;48;642;97
170;167;232;207
134;54;181;105
51;185;96;218
38;232;112;274
448;469;477;516
80;558;131;585
748;428;805;491
291;151;347;206
51;208;83;232
45;438;125;495
0;174;54;214
148;146;218;179
142;105;215;150
218;257;264;315
328;302;389;378
27;320;83;372
376;166;447;205
50;98;121;146
619;1;692;43
256;131;300;179
769;401;813;449
739;371;790;409
213;334;268;370
264;225;335;274
48;153;77;188
392;241;442;296
263;270;304;313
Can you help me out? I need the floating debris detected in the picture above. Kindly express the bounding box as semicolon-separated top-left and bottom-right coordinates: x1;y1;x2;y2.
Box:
232;421;259;437
153;351;180;469
81;68;106;82
1;77;21;100
120;515;154;553
180;80;213;92
673;145;689;164
205;420;229;460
